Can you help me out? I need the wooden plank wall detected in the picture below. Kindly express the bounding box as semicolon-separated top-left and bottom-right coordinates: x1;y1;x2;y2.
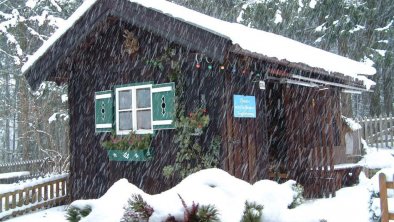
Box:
282;86;340;198
221;60;268;183
67;19;227;201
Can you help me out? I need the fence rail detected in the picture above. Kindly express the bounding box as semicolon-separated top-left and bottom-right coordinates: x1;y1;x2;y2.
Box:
356;113;394;148
0;174;68;221
0;159;55;174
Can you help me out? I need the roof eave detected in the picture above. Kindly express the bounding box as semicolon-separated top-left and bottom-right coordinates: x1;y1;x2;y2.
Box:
229;44;368;89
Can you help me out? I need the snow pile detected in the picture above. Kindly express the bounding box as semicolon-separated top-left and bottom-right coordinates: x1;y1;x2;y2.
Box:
66;168;392;222
8;167;394;222
358;145;394;169
70;169;300;222
70;179;144;222
368;168;394;196
363;168;394;218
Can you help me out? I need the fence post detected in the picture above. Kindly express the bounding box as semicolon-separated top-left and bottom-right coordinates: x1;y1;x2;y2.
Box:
365;116;370;147
380;173;389;222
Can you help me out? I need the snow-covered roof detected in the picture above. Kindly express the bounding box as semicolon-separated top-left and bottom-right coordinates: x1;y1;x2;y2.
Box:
22;0;376;86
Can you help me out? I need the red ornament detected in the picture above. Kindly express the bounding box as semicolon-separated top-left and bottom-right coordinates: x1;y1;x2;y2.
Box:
196;63;201;68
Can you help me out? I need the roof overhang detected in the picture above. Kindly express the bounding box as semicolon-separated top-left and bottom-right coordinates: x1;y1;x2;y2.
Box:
23;0;376;92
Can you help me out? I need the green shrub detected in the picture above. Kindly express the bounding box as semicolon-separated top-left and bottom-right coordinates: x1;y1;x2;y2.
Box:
65;205;92;222
241;201;263;222
121;194;154;222
178;194;220;222
289;183;305;209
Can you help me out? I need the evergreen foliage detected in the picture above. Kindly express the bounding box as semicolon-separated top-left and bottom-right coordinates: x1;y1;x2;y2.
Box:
65;205;92;222
289;183;305;209
121;194;154;222
178;194;220;222
162;134;220;179
241;201;264;222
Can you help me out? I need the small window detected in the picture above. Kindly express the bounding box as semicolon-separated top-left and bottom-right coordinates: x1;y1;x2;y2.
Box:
115;84;152;135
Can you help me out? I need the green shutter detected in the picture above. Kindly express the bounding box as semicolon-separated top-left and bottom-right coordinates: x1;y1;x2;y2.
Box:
152;82;175;130
95;90;114;132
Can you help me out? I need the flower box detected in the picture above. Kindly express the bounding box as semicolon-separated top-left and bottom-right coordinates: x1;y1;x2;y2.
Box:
101;131;153;162
107;148;153;162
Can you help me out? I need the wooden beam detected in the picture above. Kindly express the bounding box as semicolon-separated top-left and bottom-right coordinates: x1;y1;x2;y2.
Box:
380;173;389;222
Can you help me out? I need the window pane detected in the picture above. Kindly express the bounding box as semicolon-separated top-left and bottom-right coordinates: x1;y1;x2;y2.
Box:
137;110;151;130
119;90;132;110
136;88;151;108
119;111;132;130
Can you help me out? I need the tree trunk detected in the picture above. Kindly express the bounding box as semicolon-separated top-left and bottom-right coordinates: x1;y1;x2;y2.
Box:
18;77;30;160
12;76;19;162
5;72;10;162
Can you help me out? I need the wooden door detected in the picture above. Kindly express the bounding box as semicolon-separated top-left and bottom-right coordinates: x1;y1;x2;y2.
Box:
221;72;268;183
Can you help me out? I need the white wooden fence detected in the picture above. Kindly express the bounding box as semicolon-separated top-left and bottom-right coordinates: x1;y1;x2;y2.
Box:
356;113;394;148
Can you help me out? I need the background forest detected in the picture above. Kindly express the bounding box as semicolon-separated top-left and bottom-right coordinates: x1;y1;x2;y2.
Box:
0;0;392;163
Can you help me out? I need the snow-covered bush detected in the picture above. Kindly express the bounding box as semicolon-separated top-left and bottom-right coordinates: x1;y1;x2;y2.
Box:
121;190;220;222
178;194;220;222
241;201;263;222
121;194;154;222
65;205;92;222
289;183;305;209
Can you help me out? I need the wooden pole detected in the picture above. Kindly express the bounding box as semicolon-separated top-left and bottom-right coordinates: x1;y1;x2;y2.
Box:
375;115;379;149
390;113;393;148
365;116;369;147
380;173;389;222
379;114;384;148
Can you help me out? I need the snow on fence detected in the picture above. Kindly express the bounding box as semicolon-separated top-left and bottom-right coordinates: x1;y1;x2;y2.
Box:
0;174;68;221
0;159;56;183
356;113;394;149
379;173;394;222
0;159;52;174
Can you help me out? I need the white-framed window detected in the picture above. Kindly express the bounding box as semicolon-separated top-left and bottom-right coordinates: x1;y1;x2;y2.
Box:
115;84;153;135
95;82;175;134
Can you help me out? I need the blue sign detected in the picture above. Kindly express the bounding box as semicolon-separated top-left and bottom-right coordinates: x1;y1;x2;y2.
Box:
233;95;256;118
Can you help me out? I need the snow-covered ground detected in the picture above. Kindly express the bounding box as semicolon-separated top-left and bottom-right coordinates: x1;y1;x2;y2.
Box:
4;145;394;222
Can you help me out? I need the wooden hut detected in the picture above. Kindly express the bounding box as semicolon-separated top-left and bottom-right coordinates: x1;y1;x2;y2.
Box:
23;0;375;200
